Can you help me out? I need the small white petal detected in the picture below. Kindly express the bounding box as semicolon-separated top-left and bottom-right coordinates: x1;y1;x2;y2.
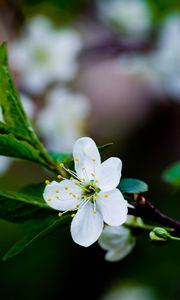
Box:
97;189;128;226
98;157;122;191
98;225;128;250
73;137;101;181
105;240;135;262
99;225;136;262
43;180;81;211
71;201;104;247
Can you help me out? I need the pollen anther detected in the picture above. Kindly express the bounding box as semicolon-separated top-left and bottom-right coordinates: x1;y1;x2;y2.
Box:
104;193;109;198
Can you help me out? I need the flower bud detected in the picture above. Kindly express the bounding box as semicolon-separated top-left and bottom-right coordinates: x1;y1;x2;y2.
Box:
149;227;171;245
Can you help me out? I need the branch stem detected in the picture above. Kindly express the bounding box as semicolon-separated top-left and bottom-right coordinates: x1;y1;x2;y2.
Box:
127;194;180;236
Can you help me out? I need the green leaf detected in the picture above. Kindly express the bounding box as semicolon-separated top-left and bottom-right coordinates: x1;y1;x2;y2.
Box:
0;43;32;138
0;190;51;223
0;133;47;164
98;143;113;153
20;183;45;198
48;151;72;164
0;43;53;169
119;178;148;193
162;161;180;186
3;215;70;260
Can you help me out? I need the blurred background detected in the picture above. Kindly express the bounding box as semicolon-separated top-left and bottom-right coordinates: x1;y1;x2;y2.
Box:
0;0;180;299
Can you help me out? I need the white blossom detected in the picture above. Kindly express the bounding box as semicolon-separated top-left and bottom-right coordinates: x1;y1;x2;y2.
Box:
43;137;128;247
37;87;90;152
98;216;142;261
116;54;160;86
101;285;157;300
152;14;180;99
98;0;151;37
10;15;82;94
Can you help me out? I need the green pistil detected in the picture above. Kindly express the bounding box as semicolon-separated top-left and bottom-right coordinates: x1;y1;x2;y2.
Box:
81;181;100;202
33;48;49;63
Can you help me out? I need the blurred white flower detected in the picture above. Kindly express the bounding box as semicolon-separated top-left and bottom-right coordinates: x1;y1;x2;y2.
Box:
152;14;180;99
98;216;142;261
101;285;157;300
98;0;151;37
10;15;82;94
37;87;90;152
117;54;160;87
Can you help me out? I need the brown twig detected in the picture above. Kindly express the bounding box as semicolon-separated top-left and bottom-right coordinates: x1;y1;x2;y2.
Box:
127;194;180;236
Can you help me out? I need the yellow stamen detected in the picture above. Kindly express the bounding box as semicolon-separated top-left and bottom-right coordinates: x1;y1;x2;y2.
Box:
65;186;69;190
92;158;96;162
55;189;59;193
104;193;109;198
58;212;62;217
71;214;75;218
59;163;64;168
92;210;97;214
45;179;50;185
57;175;61;179
75;157;80;162
47;197;51;201
76;204;80;208
91;173;95;177
70;177;74;181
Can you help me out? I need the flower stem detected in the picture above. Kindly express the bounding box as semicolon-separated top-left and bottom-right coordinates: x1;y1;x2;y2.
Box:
127;194;180;236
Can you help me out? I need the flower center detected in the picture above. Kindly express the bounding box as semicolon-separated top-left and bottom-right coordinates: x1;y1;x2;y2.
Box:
33;47;49;63
81;181;100;198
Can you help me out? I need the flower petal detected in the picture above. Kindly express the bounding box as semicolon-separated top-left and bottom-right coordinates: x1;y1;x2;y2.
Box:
73;137;101;181
98;225;136;262
43;180;81;211
98;157;122;191
105;238;136;262
98;225;128;250
96;189;128;226
71;201;104;247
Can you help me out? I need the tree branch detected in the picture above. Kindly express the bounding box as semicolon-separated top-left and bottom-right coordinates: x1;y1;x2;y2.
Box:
127;194;180;236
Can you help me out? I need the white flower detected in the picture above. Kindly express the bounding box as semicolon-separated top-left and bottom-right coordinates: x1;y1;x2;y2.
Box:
152;14;180;99
10;15;82;94
37;87;90;152
98;0;151;37
101;285;157;300
116;54;160;86
43;137;128;247
98;216;139;261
